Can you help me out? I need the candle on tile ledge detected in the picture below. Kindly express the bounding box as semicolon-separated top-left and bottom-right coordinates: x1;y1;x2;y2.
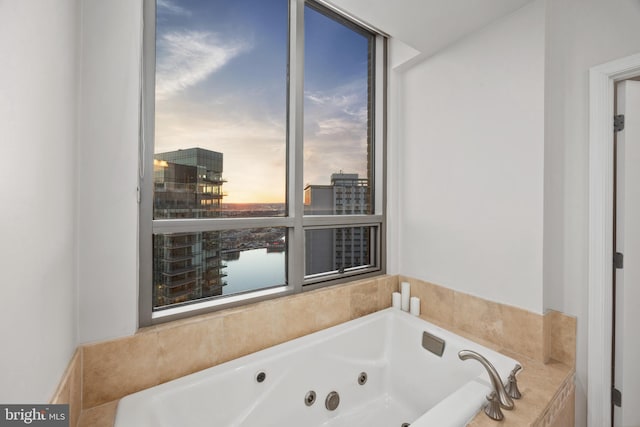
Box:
392;292;401;309
401;281;410;312
410;296;420;316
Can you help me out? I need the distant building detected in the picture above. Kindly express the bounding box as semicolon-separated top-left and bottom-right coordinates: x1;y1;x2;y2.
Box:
153;148;226;308
304;173;371;275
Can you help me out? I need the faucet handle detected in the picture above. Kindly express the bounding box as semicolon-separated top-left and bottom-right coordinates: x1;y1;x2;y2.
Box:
509;363;522;377
484;391;504;421
505;363;522;399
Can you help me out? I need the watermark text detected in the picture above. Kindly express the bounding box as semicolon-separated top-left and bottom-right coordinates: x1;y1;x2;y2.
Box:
0;405;68;426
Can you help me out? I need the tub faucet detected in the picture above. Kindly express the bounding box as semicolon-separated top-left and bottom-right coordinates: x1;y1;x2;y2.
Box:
458;350;514;413
505;364;523;399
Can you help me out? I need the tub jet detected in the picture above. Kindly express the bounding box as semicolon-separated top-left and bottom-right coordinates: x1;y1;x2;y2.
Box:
358;372;368;385
305;391;316;407
325;391;340;411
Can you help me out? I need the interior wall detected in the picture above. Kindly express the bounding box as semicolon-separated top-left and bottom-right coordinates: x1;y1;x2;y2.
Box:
77;0;141;343
0;0;79;402
386;39;419;275
543;1;640;425
397;0;546;314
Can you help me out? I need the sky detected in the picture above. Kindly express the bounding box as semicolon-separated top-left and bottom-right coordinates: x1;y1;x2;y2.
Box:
154;0;371;203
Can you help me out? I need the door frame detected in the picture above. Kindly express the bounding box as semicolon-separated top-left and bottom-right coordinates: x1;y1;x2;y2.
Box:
588;52;640;427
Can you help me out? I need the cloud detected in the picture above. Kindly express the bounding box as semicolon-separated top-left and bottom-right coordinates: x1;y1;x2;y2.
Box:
316;116;366;137
156;0;192;17
305;80;368;129
303;80;370;185
156;31;250;100
154;100;287;202
305;92;360;109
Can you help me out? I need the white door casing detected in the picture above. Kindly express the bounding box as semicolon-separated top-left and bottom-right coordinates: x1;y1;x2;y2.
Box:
589;52;640;427
614;80;640;427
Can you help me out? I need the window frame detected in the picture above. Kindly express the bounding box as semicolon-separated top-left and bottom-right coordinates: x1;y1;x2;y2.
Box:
139;0;387;326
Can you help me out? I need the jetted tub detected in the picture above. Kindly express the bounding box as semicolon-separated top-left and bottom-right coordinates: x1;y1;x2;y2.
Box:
115;308;521;427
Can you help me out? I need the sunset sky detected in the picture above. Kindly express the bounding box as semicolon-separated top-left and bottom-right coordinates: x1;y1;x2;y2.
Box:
154;0;370;203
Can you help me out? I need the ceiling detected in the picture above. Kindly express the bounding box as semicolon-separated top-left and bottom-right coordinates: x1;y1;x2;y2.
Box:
328;0;534;57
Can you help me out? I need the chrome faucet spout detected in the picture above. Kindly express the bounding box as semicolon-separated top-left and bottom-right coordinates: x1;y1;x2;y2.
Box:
458;349;514;410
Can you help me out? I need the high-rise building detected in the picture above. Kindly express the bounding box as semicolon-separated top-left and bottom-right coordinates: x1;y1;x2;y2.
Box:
304;173;371;275
152;148;226;307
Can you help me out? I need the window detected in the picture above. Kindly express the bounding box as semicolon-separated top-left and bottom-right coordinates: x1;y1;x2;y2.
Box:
140;0;386;325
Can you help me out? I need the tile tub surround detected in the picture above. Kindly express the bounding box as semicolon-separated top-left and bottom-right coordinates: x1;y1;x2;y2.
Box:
403;276;577;426
402;276;577;366
54;274;578;426
50;349;82;427
78;324;576;427
78;275;397;412
78;401;118;427
465;351;575;426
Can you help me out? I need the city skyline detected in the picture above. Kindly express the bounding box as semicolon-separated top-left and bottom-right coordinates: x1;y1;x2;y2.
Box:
154;0;371;203
152;147;369;309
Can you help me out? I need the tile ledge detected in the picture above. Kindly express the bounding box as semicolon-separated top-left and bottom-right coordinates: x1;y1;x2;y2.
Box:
78;400;119;427
467;366;574;426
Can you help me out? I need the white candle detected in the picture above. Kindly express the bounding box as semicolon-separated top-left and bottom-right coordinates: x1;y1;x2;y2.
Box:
410;296;421;316
392;292;401;309
401;281;410;312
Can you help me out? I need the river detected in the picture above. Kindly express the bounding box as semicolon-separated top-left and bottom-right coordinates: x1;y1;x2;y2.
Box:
223;248;286;295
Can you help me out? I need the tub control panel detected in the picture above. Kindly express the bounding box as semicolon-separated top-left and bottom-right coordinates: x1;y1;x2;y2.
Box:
422;331;445;357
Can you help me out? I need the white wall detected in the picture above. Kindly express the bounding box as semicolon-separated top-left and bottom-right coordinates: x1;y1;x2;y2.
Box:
386;39;420;275
397;0;546;314
77;0;141;343
543;1;640;425
0;0;79;402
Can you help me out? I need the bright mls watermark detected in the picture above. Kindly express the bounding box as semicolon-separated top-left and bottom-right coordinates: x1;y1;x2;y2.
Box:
0;405;68;426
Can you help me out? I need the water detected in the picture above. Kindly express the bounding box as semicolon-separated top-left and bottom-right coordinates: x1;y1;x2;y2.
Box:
223;248;286;295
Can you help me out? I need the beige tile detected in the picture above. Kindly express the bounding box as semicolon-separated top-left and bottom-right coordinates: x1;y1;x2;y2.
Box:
273;293;321;341
453;291;504;345
78;400;118;427
50;361;71;405
466;359;573;427
312;285;351;330
349;279;379;319
156;316;226;384
222;301;283;361
82;333;160;409
376;275;398;310
547;386;575;427
397;274;412;285
140;307;227;334
546;310;576;367
69;350;82;427
50;349;82;427
410;279;455;327
502;304;544;362
543;311;552;364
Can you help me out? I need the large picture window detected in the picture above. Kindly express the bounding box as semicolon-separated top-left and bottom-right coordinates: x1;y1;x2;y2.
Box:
140;0;386;325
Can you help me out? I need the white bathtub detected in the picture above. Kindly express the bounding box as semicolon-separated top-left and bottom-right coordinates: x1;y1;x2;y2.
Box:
115;308;520;427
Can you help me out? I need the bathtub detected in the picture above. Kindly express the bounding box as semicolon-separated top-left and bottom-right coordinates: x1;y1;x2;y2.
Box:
115;308;521;427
